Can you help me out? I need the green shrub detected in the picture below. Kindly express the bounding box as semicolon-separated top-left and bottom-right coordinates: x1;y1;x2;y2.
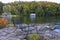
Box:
28;34;40;40
0;24;5;29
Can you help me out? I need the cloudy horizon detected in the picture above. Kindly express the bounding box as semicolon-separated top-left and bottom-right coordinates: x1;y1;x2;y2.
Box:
0;0;60;3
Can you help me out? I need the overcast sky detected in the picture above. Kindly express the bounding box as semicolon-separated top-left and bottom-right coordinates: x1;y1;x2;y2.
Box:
0;0;60;3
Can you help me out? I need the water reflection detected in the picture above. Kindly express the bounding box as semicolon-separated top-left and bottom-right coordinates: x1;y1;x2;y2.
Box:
54;29;60;33
36;16;60;23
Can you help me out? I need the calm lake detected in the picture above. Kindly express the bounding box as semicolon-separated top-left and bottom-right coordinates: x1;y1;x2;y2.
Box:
24;16;60;23
14;16;60;24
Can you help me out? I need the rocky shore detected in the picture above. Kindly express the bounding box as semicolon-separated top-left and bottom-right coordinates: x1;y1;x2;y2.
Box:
0;23;60;40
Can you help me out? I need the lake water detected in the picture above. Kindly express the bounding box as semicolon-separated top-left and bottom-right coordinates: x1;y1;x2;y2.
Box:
54;29;60;33
14;16;60;24
23;16;60;23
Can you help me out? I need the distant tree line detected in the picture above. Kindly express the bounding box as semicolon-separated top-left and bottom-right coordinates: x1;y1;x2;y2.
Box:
0;1;60;23
1;1;60;16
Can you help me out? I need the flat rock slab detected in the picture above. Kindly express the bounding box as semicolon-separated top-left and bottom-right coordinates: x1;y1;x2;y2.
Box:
0;28;25;40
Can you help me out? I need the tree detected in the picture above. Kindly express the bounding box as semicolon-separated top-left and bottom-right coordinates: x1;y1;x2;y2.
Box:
0;2;3;15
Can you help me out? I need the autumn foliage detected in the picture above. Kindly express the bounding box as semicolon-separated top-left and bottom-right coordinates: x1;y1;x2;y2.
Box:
0;17;8;26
